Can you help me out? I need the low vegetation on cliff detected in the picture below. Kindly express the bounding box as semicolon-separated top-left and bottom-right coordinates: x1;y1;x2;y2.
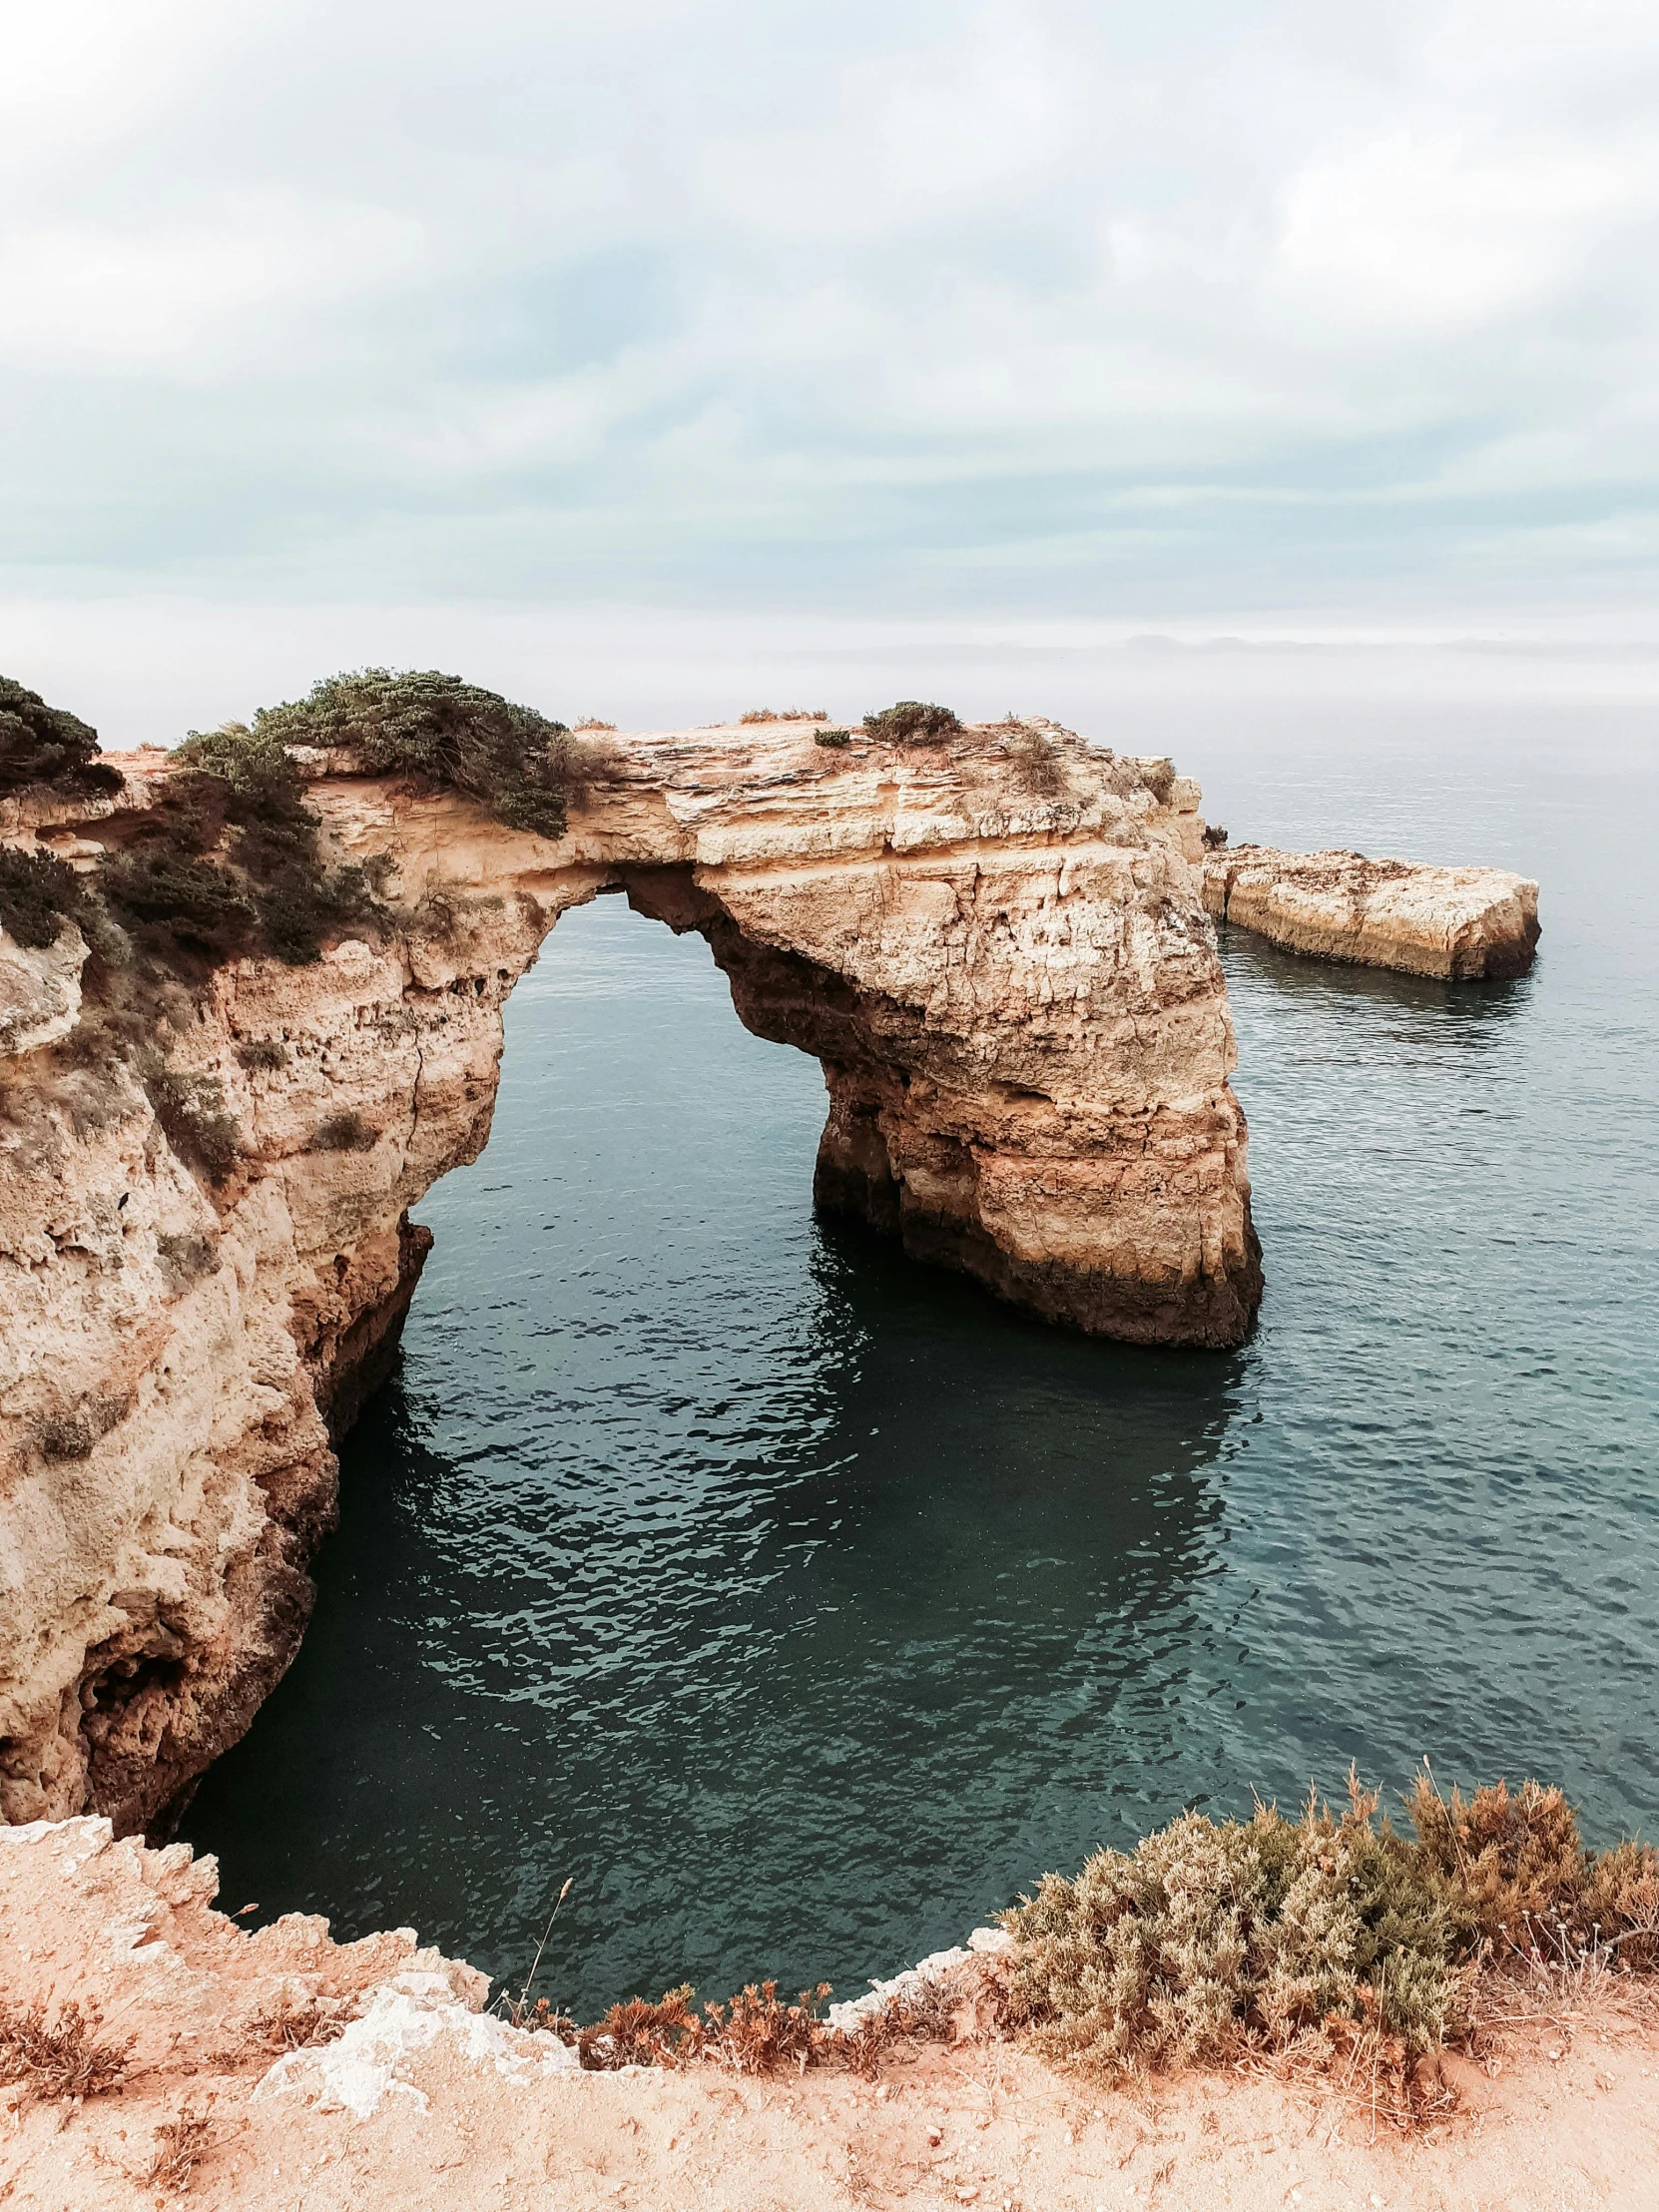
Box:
0;846;81;950
247;668;611;840
0;677;121;801
862;699;963;744
1001;1768;1658;2083
0;1997;130;2102
104;722;388;975
517;1768;1656;2119
0;671;613;1183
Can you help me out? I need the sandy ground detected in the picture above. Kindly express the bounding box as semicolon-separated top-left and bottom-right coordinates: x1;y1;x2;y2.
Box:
6;2002;1659;2211
3;1820;1656;2210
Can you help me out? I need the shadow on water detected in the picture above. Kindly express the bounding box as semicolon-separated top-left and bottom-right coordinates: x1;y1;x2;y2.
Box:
1219;921;1539;1039
186;900;1246;2012
185;750;1659;2013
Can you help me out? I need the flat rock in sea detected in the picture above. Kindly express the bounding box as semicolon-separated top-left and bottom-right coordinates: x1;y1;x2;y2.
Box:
1200;842;1540;979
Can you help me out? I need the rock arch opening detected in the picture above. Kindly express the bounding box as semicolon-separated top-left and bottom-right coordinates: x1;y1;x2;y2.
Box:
175;884;1239;2005
0;717;1260;1840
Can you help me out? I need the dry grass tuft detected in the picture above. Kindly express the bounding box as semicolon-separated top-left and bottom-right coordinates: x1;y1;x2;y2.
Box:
576;1985;706;2070
999;723;1068;798
703;1980;833;2074
570;1980;835;2074
739;707;829;724
837;1962;998;2078
145;2103;217;2195
0;1999;131;2101
1242;1997;1463;2134
241;1994;349;2055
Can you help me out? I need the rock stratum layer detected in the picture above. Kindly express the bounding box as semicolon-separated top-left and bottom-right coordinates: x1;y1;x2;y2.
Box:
1201;843;1540;979
0;717;1259;1836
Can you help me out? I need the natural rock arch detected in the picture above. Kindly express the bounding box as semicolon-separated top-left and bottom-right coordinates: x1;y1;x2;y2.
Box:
0;717;1259;1837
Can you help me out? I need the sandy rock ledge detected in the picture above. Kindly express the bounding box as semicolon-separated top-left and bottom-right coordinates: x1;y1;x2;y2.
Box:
1201;844;1540;979
2;1816;1655;2212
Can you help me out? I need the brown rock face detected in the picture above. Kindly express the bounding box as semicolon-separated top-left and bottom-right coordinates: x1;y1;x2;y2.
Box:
1201;843;1540;979
0;718;1258;1835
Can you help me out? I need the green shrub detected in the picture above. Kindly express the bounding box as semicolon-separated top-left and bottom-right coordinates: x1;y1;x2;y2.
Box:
1000;1766;1659;2081
234;1039;288;1072
308;1109;376;1153
0;848;80;949
142;1063;241;1183
93;725;386;976
814;729;852;749
1002;1777;1461;2073
243;669;597;839
0;676;121;797
861;701;962;746
100;850;260;965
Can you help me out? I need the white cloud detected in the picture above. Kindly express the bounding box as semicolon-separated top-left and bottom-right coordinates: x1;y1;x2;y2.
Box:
0;202;429;373
0;0;1657;620
1279;134;1641;329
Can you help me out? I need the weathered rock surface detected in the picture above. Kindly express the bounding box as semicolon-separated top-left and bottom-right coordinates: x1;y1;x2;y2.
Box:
0;718;1259;1835
0;1812;490;2051
0;925;88;1058
1201;843;1539;979
3;1815;1654;2212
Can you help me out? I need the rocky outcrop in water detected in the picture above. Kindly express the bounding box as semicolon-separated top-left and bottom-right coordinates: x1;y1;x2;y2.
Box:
0;717;1258;1835
1201;843;1539;979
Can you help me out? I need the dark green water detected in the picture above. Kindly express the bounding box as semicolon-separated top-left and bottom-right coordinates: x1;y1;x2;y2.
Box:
185;706;1658;2017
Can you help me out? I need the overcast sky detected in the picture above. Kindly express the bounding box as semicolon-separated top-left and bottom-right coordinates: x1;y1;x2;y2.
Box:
4;0;1659;735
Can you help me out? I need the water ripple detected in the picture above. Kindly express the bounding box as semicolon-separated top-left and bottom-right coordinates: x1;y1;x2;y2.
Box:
186;728;1659;2015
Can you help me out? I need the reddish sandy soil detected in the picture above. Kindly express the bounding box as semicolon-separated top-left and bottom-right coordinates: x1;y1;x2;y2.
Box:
2;1819;1655;2210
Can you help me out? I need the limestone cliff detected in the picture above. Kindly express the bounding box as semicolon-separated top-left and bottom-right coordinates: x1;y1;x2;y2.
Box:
0;717;1259;1837
1201;843;1539;979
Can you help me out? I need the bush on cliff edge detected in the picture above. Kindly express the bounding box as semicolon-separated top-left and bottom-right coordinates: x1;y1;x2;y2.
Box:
1000;1766;1659;2077
0;676;121;798
96;722;382;974
0;848;81;950
861;700;963;746
246;668;610;839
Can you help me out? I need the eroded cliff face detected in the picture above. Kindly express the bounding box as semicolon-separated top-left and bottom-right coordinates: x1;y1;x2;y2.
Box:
0;718;1258;1836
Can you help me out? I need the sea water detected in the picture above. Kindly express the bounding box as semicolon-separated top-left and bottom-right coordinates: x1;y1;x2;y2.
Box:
185;700;1658;2016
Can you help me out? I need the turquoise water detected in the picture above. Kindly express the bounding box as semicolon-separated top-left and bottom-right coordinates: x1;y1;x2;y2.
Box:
185;705;1658;2017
